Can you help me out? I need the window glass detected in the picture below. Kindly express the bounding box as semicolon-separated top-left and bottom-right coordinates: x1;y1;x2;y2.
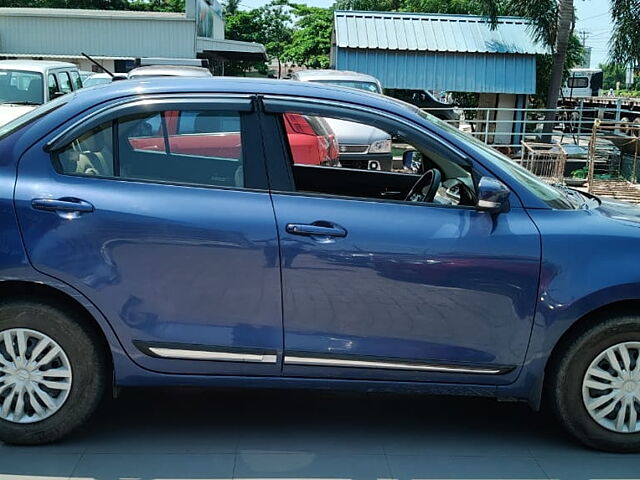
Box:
281;112;476;207
47;74;59;99
69;71;83;90
57;122;114;177
56;109;245;189
0;70;44;105
413;109;576;209
57;72;72;93
568;77;589;88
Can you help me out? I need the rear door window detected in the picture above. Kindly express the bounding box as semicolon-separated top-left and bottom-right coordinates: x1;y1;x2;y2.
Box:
55;108;247;189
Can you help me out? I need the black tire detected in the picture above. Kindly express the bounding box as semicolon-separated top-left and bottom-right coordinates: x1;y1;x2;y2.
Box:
548;315;640;452
0;300;109;445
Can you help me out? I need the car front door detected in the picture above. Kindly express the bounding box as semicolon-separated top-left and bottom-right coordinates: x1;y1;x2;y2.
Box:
14;96;283;375
263;97;541;385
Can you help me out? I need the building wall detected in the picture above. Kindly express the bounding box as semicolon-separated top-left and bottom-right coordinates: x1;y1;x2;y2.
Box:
0;11;195;59
334;48;537;94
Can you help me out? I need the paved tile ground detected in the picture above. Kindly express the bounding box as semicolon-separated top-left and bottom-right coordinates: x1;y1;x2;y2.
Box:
1;387;638;480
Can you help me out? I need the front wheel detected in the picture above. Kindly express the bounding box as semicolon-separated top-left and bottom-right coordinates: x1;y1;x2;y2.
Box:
0;300;109;445
548;315;640;452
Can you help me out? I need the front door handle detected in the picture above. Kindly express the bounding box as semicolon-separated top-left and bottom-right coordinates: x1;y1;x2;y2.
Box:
31;198;94;213
286;222;347;238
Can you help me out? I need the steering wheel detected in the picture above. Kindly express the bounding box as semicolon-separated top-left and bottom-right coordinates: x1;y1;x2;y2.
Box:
405;168;442;203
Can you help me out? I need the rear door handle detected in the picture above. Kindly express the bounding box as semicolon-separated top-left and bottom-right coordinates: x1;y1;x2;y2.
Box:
31;198;94;213
286;222;347;238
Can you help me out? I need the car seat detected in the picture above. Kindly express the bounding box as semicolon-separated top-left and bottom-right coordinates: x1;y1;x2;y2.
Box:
58;126;114;177
25;78;43;104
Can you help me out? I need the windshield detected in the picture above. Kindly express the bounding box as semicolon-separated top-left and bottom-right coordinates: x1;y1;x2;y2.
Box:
0;70;44;105
311;79;381;94
414;109;576;209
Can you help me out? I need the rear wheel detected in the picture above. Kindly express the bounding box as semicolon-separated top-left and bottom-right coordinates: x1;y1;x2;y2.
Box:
549;315;640;452
0;300;109;445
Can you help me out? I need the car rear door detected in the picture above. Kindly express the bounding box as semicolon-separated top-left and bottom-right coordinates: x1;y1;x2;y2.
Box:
14;96;283;376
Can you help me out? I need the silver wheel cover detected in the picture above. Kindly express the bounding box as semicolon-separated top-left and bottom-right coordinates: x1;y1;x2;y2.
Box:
0;328;73;424
582;341;640;433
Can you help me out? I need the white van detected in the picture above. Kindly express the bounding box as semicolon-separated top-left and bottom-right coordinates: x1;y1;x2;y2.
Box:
562;68;604;99
0;60;82;126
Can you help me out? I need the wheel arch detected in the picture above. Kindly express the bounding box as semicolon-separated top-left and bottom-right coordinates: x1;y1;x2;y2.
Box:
0;280;116;375
539;298;640;406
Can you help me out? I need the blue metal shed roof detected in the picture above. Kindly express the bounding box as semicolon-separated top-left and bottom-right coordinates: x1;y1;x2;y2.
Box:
334;11;548;55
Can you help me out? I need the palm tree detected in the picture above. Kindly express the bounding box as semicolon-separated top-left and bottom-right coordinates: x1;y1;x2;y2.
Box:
223;0;241;16
338;0;640;142
478;0;574;141
482;0;639;141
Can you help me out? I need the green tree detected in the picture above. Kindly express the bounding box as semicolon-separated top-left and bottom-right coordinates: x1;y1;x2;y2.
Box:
224;9;269;75
610;0;640;68
284;4;333;69
499;0;574;140
600;63;627;90
335;0;501;14
222;0;240;16
224;0;293;77
260;0;294;77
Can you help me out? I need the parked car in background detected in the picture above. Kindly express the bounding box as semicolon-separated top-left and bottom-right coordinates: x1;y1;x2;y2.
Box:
128;109;338;167
128;65;213;79
82;73;127;88
291;70;393;171
123;65;338;167
387;89;459;124
78;70;93;84
1;78;640;452
0;60;82;126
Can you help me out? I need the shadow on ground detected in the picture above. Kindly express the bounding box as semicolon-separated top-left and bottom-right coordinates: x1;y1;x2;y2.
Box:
1;388;638;480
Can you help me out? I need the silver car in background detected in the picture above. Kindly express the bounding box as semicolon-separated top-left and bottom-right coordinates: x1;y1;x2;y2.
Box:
291;70;393;171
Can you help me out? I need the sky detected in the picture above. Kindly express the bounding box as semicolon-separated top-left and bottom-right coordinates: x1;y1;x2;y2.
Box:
238;0;614;68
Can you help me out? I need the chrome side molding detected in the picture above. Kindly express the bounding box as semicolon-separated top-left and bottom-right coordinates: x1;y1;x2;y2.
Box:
135;342;277;364
284;355;510;375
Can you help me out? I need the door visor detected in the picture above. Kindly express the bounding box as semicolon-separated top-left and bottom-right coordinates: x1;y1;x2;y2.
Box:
44;95;254;153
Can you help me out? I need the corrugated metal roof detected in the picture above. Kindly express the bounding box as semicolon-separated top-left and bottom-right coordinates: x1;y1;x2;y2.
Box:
334;11;548;55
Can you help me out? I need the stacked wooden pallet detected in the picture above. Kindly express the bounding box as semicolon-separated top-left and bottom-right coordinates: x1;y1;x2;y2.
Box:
589;180;640;204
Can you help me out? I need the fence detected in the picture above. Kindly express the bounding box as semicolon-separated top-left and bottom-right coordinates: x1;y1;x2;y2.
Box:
426;103;640;154
424;103;640;187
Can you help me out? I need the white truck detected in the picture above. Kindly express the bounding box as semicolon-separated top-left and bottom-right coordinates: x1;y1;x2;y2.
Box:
0;60;82;126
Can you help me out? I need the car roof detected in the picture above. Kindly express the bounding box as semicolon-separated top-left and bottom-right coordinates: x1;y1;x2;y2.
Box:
0;60;78;73
87;73;126;79
62;77;413;119
292;69;380;84
128;65;213;78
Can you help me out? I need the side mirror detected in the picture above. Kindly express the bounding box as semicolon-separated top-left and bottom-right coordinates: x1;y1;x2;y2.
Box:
477;177;510;214
50;91;65;100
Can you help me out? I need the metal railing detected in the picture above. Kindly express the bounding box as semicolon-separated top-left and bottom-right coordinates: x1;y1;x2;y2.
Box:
424;104;640;154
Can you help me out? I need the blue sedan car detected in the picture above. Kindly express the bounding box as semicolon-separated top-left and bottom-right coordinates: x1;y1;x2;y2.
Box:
0;78;639;452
